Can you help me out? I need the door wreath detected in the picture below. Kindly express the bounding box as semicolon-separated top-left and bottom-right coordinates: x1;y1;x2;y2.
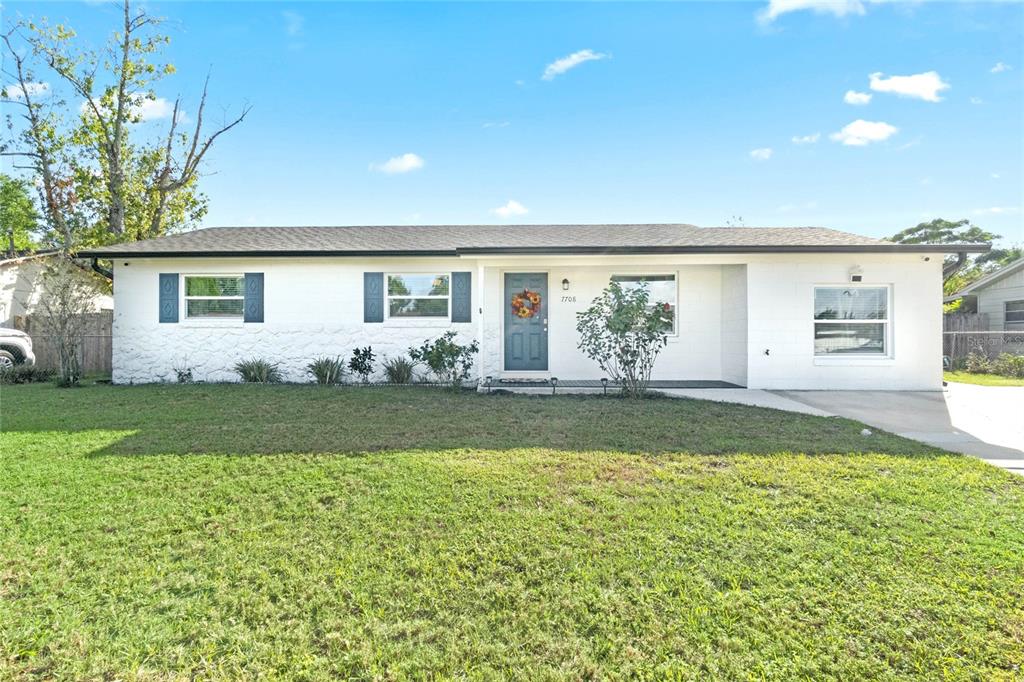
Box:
511;288;542;318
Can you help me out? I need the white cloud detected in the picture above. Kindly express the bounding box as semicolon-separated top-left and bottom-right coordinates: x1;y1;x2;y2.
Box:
973;206;1019;216
758;0;865;24
970;96;983;105
542;49;608;81
844;90;872;105
282;11;304;37
2;81;50;100
369;153;425;174
749;147;773;161
492;200;529;218
829;119;898;146
869;71;950;102
990;62;1012;74
79;95;178;122
791;132;820;144
991;173;1000;179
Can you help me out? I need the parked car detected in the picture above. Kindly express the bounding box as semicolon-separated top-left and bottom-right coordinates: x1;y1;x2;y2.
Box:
0;329;36;369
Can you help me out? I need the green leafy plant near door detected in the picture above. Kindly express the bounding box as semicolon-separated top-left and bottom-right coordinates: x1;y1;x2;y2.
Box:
576;281;674;398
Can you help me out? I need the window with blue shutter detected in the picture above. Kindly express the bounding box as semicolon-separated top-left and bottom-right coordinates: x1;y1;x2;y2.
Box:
364;272;384;323
159;273;179;323
451;272;472;323
244;273;264;323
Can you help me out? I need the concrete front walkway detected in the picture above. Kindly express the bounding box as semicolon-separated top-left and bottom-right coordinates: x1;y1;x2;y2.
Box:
775;384;1024;474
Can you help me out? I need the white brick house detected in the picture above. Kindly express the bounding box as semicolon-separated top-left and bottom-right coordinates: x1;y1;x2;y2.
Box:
79;224;987;389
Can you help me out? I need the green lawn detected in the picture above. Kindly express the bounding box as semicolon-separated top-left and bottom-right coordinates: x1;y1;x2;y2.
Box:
2;384;1022;680
945;371;1024;387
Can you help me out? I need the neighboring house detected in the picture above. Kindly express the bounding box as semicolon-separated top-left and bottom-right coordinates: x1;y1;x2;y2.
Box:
0;250;113;327
78;224;986;389
946;258;1024;331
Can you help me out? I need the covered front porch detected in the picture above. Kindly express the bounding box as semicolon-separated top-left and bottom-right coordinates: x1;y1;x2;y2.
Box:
473;258;750;387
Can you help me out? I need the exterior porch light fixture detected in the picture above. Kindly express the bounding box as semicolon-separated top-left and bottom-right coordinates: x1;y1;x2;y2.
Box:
601;377;608;395
561;278;570;291
550;377;558;394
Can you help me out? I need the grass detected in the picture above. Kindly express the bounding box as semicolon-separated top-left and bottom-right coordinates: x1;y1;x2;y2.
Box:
945;371;1024;387
2;384;1022;680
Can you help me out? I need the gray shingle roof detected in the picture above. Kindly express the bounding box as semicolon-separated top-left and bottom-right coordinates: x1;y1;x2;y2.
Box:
76;224;990;257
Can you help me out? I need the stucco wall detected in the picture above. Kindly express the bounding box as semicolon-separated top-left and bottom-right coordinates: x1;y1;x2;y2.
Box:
110;253;943;390
0;256;112;327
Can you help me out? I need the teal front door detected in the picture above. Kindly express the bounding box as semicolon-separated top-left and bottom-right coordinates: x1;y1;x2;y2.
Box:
504;272;548;371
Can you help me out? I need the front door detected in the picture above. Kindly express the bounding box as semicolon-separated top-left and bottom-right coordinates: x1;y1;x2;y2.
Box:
504;272;548;371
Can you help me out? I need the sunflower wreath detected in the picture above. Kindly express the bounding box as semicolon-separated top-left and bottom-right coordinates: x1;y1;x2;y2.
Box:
510;288;542;319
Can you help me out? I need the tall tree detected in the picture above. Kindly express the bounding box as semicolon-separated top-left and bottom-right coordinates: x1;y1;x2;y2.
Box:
0;173;41;256
1;0;248;250
889;218;999;286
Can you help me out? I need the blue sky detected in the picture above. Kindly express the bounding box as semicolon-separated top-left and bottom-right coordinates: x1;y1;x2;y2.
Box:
4;0;1023;244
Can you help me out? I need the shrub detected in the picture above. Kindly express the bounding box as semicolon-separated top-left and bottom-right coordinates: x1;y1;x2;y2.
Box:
992;353;1024;378
383;355;416;384
408;332;479;389
964;352;992;374
576;281;674;399
348;347;376;383
0;364;56;385
172;361;194;384
307;356;346;385
234;358;282;383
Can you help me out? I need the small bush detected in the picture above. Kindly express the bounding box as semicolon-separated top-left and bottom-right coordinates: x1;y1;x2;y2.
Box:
964;352;992;374
307;356;346;385
409;332;479;389
383;355;416;384
349;347;376;383
172;361;194;384
992;353;1024;378
0;364;56;385
234;358;282;384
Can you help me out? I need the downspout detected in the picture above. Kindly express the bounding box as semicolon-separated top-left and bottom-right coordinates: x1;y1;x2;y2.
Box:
942;251;968;283
91;258;113;281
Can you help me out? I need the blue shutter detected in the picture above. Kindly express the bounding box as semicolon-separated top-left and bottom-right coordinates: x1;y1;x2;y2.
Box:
451;272;472;323
159;273;179;323
364;272;384;323
244;273;264;323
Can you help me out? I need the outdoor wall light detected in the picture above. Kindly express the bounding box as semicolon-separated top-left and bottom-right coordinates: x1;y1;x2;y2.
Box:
562;278;570;291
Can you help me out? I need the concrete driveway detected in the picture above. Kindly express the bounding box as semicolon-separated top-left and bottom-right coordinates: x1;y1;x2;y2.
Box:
775;383;1024;474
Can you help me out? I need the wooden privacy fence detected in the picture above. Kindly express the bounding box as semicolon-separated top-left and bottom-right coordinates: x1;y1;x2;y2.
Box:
13;312;113;376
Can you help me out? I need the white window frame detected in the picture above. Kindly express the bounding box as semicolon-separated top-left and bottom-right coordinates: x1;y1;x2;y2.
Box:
610;272;679;335
385;272;452;320
813;284;892;358
183;274;245;321
1005;300;1024;330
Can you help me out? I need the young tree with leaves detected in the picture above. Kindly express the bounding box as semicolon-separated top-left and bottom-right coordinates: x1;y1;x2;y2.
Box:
1;0;248;250
0;173;41;256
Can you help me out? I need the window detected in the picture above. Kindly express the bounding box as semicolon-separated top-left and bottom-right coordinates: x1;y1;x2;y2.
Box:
184;275;244;319
387;273;449;318
611;274;677;333
1006;300;1024;330
814;286;889;356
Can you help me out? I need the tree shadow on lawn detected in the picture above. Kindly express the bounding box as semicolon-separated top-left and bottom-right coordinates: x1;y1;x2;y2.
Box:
2;384;951;459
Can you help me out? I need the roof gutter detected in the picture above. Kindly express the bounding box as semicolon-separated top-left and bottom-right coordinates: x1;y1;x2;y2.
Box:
76;243;992;259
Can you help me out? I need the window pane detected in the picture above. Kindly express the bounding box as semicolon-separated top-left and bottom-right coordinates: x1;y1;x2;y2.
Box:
814;287;887;320
186;276;243;297
814;323;886;355
388;298;448;317
611;275;677;305
186;299;244;318
1006;301;1024;323
388;274;449;297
